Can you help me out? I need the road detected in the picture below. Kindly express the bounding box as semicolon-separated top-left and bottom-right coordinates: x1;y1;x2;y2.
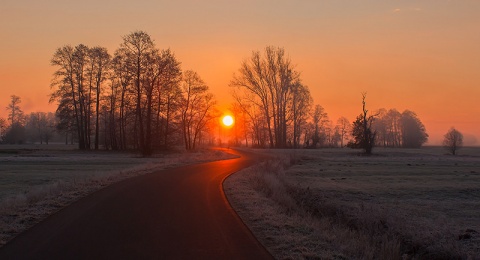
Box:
0;149;273;259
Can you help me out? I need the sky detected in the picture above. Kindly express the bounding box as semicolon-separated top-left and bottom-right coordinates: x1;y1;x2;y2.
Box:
1;0;479;145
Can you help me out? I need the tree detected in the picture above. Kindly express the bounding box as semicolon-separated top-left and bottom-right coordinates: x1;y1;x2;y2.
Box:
117;31;157;155
310;104;329;148
25;112;56;144
153;49;182;149
443;127;463;155
3;123;26;144
180;70;216;150
400;110;428;148
336;116;350;147
50;44;91;149
6;95;24;126
350;93;376;154
230;46;306;148
87;46;111;150
0;117;6;142
290;83;312;148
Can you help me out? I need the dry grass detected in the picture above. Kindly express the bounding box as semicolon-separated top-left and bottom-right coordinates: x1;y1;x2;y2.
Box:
224;147;480;259
0;145;237;247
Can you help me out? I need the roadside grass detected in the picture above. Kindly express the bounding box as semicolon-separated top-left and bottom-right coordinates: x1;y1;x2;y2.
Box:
224;147;480;259
0;145;237;246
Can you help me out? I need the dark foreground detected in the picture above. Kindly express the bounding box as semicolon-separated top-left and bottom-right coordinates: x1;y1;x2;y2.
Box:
0;149;272;259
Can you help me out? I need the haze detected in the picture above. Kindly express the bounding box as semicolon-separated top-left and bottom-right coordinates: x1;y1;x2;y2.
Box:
1;0;479;145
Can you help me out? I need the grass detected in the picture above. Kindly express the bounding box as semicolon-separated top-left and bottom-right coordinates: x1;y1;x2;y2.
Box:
0;144;237;247
224;147;480;259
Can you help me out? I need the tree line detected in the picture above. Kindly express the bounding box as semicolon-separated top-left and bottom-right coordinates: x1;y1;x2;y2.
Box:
49;31;216;156
0;95;58;144
2;35;464;155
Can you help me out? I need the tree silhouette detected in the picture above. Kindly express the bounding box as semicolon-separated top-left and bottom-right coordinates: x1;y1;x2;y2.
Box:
6;95;24;126
336;117;350;147
230;46;309;148
180;70;216;150
400;110;428;148
350;93;376;154
443;127;463;155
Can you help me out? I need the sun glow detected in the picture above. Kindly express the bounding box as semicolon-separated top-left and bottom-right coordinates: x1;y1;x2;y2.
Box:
222;115;234;127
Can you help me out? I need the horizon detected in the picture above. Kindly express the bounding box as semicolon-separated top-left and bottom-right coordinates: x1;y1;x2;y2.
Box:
1;1;479;146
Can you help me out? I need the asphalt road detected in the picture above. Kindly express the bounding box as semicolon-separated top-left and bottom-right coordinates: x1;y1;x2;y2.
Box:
0;149;273;259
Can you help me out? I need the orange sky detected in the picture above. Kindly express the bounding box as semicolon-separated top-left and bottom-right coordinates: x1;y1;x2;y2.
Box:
1;1;479;145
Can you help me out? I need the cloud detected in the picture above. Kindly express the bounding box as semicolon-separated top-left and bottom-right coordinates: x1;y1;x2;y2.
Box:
393;7;422;13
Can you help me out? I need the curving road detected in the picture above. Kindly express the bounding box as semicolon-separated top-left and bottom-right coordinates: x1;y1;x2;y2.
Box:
0;149;272;259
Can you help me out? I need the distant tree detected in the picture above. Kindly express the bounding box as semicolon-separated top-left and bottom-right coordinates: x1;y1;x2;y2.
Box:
331;126;342;147
25;112;56;144
443;127;463;155
231;91;268;148
349;93;376;154
336;116;350;147
383;109;402;147
310;104;328;148
0;117;6;142
54;98;76;144
400;110;428;148
373;108;388;147
6;95;24;126
290;83;312;148
3;123;26;144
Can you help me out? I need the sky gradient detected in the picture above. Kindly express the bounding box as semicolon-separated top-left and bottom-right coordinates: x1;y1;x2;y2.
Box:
1;0;479;145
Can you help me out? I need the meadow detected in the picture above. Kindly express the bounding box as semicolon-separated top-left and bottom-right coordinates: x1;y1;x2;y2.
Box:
224;147;480;259
0;144;236;246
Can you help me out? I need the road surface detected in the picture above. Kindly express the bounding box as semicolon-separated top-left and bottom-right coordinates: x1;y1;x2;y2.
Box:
0;149;273;259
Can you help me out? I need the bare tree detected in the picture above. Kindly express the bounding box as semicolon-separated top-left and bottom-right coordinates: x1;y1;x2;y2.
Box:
350;93;376;154
153;49;182;149
443;127;463;155
290;83;312;148
336;116;350;147
361;93;377;154
180;70;216;150
50;44;91;149
310;104;329;148
25;112;56;144
0;117;6;141
6;95;24;126
230;46;305;148
231;90;268;147
87;46;111;150
4;95;26;144
118;31;157;155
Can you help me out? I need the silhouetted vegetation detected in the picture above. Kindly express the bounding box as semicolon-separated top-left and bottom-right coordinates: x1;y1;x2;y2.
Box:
443;127;463;155
1;35;434;152
348;93;377;154
49;31;216;155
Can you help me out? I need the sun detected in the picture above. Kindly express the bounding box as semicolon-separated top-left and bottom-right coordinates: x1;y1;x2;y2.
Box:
222;115;234;127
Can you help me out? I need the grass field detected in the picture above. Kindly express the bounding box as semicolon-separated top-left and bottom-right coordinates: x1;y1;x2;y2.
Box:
0;144;237;246
224;146;480;259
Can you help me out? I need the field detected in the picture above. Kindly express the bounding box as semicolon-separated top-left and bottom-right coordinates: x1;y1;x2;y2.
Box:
0;144;236;246
224;147;480;259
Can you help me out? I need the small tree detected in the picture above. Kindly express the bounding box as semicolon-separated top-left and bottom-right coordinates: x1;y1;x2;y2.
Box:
349;93;377;154
0;117;6;142
6;95;24;126
443;127;463;155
